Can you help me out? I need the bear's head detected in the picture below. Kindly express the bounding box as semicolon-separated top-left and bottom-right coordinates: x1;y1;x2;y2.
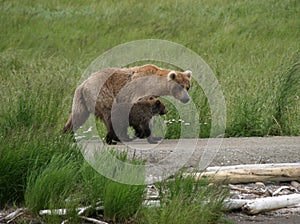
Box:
149;96;168;115
167;70;192;103
136;96;168;116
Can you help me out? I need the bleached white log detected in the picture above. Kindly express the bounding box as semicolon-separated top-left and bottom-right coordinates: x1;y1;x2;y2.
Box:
206;163;300;172
39;206;104;216
143;200;161;207
39;208;68;216
224;199;250;210
185;165;300;184
242;193;300;214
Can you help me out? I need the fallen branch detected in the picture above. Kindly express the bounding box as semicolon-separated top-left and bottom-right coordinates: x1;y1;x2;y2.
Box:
0;208;27;223
185;165;300;184
242;193;300;214
228;184;266;195
272;186;298;196
80;216;109;224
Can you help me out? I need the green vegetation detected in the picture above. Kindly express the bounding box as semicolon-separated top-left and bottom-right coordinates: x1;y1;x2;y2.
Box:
1;0;299;138
0;0;299;223
24;153;147;223
141;175;227;224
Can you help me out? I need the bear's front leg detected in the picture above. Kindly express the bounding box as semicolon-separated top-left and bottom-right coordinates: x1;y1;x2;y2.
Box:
134;126;145;138
105;131;118;145
144;125;161;144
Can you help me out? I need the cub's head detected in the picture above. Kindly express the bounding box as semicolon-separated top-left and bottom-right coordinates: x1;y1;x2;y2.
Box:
151;97;168;115
167;70;192;103
137;96;168;115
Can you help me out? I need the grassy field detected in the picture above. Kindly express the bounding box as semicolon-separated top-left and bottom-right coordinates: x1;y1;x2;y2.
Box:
0;0;299;223
1;0;299;137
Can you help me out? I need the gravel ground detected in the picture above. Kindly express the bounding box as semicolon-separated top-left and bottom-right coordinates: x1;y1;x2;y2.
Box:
81;136;300;170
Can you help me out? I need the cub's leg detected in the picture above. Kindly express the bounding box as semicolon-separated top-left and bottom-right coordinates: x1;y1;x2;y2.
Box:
137;122;158;144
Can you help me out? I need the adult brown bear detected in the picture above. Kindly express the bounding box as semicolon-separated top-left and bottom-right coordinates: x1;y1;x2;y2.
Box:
63;64;192;144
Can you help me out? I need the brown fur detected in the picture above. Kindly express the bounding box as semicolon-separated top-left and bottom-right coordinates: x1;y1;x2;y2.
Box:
63;64;191;144
111;96;167;144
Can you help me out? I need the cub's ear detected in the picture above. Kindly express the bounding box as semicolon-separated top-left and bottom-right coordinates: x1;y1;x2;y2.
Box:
155;100;161;105
167;71;177;81
183;70;192;79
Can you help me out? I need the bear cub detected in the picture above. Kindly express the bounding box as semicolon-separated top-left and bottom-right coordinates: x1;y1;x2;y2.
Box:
110;96;167;144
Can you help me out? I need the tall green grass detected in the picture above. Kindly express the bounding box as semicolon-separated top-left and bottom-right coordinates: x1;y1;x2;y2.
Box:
25;154;81;212
141;175;227;224
24;151;146;223
273;61;300;135
1;0;299;138
0;131;75;204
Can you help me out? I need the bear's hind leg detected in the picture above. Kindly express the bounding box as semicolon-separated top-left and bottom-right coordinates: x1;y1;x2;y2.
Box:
63;115;74;134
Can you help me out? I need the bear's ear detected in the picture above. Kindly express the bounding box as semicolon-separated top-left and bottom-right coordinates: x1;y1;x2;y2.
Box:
156;100;161;105
183;70;192;79
167;71;177;81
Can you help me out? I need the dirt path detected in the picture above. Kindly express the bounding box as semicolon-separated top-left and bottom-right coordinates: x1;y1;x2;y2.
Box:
82;136;300;169
81;136;300;224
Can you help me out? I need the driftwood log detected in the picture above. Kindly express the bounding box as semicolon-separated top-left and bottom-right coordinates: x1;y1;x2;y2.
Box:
225;194;300;214
206;163;300;172
224;199;251;210
185;163;300;184
243;194;300;214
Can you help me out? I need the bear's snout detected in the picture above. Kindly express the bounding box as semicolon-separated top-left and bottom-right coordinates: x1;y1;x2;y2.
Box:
178;90;190;103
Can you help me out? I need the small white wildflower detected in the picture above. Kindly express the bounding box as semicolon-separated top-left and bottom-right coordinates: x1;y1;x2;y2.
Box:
184;122;190;126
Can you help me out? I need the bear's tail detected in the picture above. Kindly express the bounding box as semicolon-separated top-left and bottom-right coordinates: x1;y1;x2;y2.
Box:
63;85;90;133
